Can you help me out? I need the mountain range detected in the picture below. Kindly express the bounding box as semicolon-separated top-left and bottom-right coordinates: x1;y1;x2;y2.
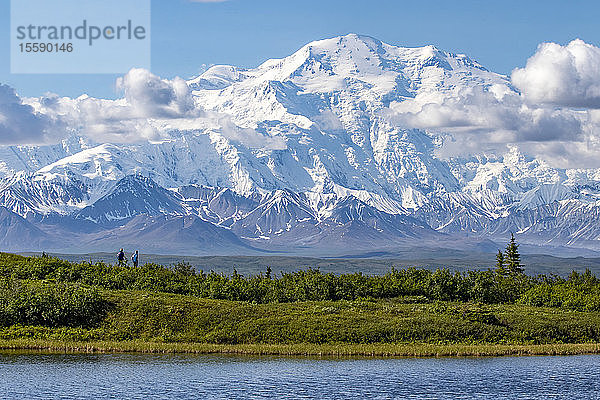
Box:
1;34;600;256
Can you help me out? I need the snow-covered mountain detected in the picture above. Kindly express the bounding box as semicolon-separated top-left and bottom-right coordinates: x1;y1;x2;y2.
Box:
1;34;600;255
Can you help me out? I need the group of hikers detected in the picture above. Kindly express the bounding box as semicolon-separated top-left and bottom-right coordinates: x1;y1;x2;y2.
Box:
117;248;139;267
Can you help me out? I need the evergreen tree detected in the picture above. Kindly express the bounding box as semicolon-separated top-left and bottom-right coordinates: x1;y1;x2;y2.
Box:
495;249;507;275
504;233;524;274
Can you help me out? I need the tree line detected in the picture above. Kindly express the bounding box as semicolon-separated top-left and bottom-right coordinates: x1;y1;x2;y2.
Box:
1;235;599;314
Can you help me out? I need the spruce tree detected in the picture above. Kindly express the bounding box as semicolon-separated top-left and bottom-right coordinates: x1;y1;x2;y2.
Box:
504;233;524;274
495;249;507;275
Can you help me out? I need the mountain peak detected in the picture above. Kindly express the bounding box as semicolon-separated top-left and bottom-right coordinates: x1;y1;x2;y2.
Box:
188;34;491;99
76;175;186;226
303;33;384;51
189;65;247;91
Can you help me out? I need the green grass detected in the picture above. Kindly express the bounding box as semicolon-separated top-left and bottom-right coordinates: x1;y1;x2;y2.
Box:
2;289;600;356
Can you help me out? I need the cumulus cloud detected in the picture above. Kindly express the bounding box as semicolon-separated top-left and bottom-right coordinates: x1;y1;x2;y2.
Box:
23;68;287;149
31;69;202;144
518;140;600;169
384;39;600;167
33;94;163;144
388;85;585;148
512;39;600;108
392;88;597;166
0;84;59;145
116;68;195;118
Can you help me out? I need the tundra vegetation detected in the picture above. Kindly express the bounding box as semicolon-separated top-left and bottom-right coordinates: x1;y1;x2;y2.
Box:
2;238;600;356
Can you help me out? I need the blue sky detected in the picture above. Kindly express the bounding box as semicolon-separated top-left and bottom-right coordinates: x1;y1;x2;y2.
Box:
1;0;599;98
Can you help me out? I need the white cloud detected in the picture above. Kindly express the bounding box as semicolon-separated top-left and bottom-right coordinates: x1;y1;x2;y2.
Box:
381;39;600;167
518;140;600;169
389;85;583;137
24;69;287;149
0;84;59;145
116;68;195;118
512;39;600;108
30;69;201;144
386;81;598;167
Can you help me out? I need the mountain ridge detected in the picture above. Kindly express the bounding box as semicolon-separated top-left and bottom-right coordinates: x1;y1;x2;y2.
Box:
0;34;599;254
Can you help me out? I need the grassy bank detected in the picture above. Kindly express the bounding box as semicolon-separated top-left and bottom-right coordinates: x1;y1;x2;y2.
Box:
1;289;600;356
3;253;600;357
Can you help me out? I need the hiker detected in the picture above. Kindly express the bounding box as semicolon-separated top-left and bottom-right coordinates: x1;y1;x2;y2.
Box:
117;248;126;266
131;250;139;267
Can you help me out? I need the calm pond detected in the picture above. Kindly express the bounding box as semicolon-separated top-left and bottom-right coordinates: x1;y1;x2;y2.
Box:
1;352;599;399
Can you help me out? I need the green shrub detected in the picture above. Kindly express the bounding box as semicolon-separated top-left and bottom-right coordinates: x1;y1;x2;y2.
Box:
0;252;599;310
0;278;109;327
518;282;600;311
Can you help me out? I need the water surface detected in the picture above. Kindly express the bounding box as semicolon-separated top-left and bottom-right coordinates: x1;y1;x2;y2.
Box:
1;352;598;399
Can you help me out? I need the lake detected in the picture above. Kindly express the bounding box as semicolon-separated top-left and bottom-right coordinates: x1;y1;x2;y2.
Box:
1;352;598;399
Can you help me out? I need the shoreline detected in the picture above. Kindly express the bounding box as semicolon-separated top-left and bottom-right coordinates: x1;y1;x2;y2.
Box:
1;340;600;358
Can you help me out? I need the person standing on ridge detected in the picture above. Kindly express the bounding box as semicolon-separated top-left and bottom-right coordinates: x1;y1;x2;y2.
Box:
131;250;139;267
117;248;126;266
